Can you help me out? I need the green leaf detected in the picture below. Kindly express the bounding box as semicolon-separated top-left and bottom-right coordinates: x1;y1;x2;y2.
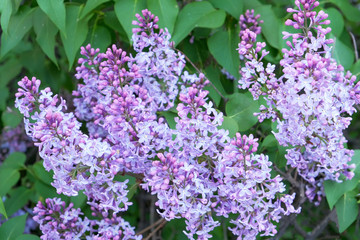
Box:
159;111;177;130
80;0;110;19
60;5;90;70
16;235;41;240
260;135;278;151
274;145;288;168
30;161;53;185
0;168;20;196
203;65;226;106
172;1;224;45
162;218;187;239
324;177;359;210
11;0;22;12
220;116;238;138
208;0;243;19
261;134;288;167
147;0;179;35
127;181;138;201
243;0;262;9
225;92;259;131
103;11;129;43
1;108;22;128
324;150;360;209
70;190;87;209
1;152;26;170
0;214;27;239
34;181;59;199
33;8;59;67
196;9;226;29
0;88;9;111
325;8;344;37
0;0;13;34
331;34;354;70
0;198;7;219
114;0;147;42
350;60;360;78
203;86;221;107
4;187;33;216
18;45;62;91
36;0;66;35
88;26;112;53
0;8;34;59
335;192;359;233
208;28;240;80
329;0;360;22
255;5;281;49
0;57;22;88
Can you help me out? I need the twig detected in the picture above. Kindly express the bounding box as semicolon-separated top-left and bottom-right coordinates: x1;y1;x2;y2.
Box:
270;213;298;240
283;209;336;240
306;209;336;240
270;189;307;240
136;218;165;236
222;219;229;240
174;48;228;102
273;165;300;188
150;195;157;240
349;31;359;61
143;219;167;240
293;220;308;237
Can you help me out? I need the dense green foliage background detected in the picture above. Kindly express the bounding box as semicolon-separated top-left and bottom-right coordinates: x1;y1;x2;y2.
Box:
1;0;360;239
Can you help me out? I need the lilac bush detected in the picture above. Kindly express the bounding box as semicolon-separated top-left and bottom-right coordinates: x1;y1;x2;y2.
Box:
10;0;360;239
238;1;360;204
12;8;303;240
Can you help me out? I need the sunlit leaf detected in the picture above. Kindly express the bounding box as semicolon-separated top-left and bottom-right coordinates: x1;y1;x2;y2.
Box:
172;1;225;45
36;0;66;35
0;214;27;239
0;8;34;58
60;5;91;70
114;0;146;42
225;92;259;131
80;0;110;19
147;0;179;34
208;28;240;79
33;8;59;66
336;192;359;233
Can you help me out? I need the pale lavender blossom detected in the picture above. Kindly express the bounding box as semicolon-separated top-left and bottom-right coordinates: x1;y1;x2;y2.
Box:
33;198;141;240
15;9;302;240
143;80;298;239
238;0;360;204
15;77;132;213
131;9;186;110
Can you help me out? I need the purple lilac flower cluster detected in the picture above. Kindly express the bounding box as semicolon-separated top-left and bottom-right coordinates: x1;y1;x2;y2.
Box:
15;76;131;214
143;81;299;239
33;198;140;240
131;9;186;110
238;0;360;204
75;43;172;174
73;10;185;173
15;9;300;240
216;133;298;239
